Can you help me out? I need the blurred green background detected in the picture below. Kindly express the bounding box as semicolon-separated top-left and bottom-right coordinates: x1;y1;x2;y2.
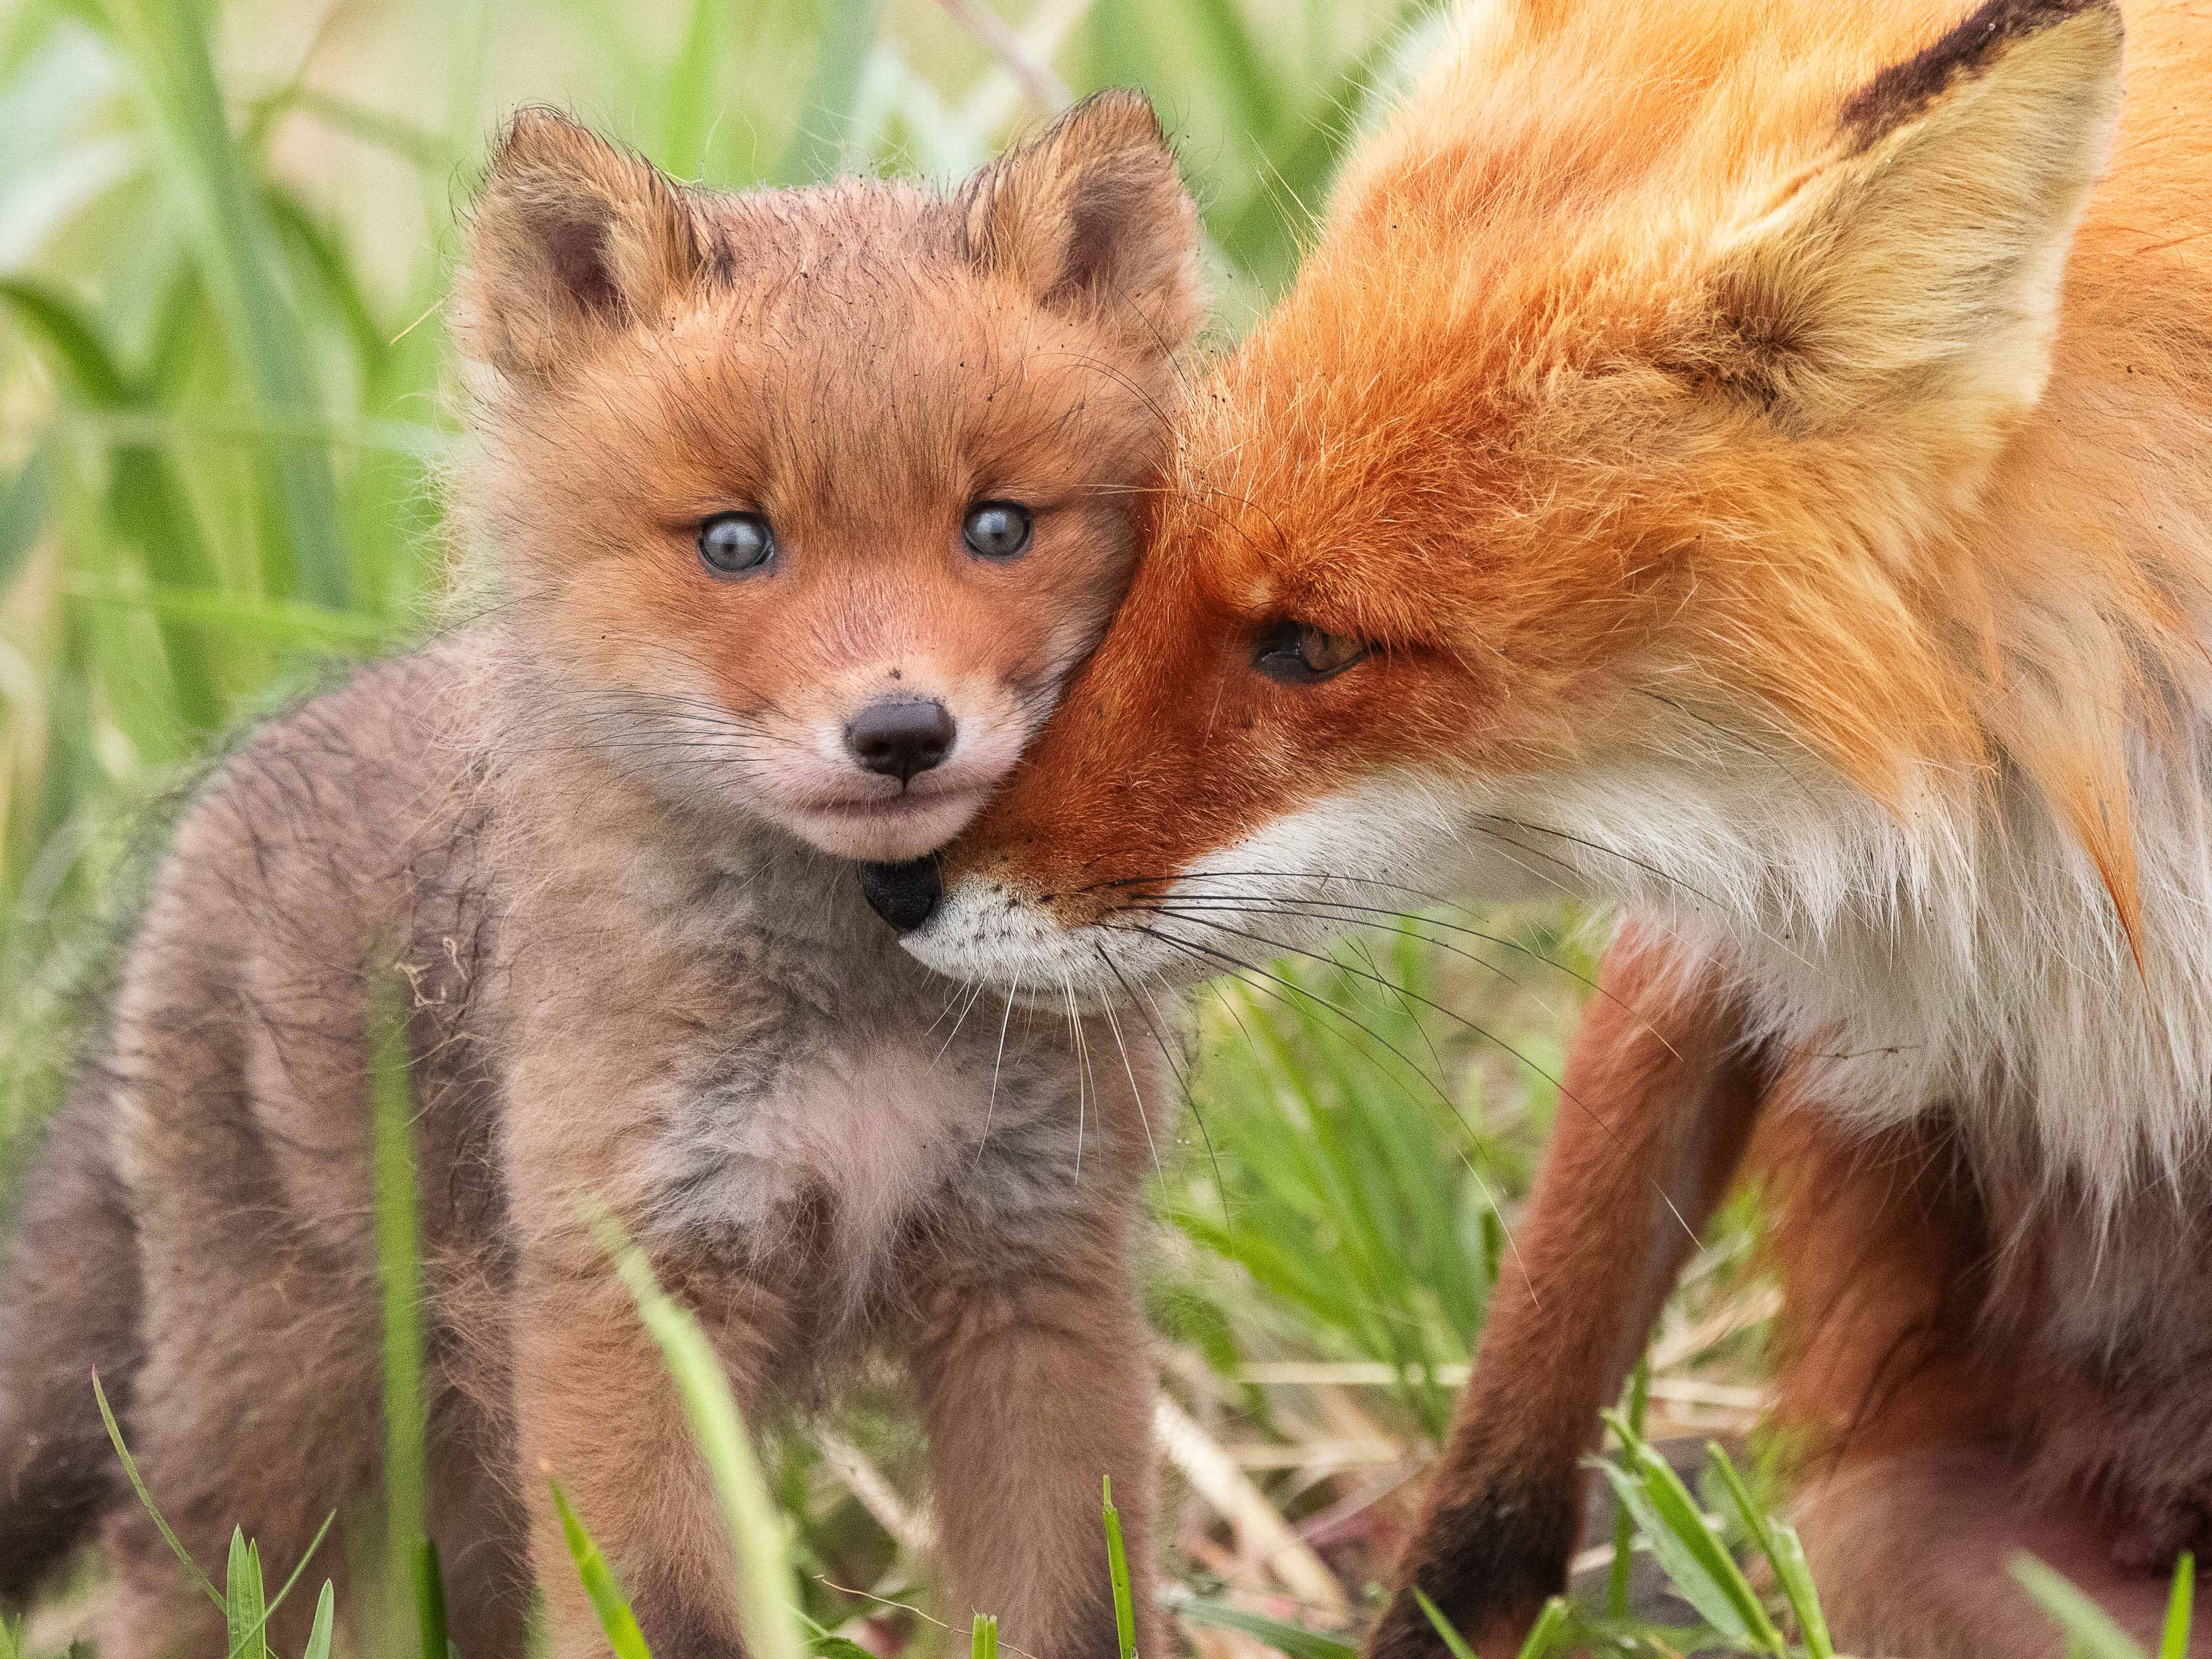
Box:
0;1;1780;1651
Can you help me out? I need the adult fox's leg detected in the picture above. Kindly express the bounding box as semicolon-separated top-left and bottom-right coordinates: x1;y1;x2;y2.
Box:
1370;923;1768;1659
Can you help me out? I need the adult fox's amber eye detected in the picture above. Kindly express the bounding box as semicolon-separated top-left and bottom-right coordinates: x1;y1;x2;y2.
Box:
962;501;1032;560
699;512;775;576
1253;619;1369;685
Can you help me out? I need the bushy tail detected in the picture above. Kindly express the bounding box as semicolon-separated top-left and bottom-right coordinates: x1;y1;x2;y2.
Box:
0;1079;143;1604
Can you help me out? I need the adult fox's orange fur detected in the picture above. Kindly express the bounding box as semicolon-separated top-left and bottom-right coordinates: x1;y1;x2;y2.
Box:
883;0;2212;1653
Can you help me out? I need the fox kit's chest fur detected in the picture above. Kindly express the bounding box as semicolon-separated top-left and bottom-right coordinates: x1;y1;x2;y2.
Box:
478;672;1131;1362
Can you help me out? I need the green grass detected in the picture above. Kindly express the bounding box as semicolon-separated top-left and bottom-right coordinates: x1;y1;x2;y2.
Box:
0;1;2190;1656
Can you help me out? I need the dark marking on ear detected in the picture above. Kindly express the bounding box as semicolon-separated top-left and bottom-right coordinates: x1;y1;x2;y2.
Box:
1660;267;1818;425
459;108;711;376
958;88;1201;352
1052;161;1159;313
543;212;623;319
1055;186;1123;311
1839;0;2117;152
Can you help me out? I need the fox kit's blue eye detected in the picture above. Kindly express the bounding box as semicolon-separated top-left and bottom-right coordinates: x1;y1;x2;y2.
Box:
962;501;1032;560
699;512;774;576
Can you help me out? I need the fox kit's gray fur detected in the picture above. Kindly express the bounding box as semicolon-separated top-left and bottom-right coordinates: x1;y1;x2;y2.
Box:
0;101;1199;1659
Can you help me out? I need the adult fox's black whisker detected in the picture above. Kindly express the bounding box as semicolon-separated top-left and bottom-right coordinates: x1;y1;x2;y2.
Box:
1143;896;1576;1031
1120;917;1702;1253
1092;959;1168;1190
1096;946;1228;1220
1349;934;1452;1083
1117;922;1538;1297
1112;922;1489;1158
1125;905;1594;1117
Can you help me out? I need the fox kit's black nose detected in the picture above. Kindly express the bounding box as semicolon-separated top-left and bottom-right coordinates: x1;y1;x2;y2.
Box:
845;700;955;783
859;856;943;932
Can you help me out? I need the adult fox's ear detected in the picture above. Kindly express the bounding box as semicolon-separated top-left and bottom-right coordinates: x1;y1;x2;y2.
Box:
456;109;706;378
963;90;1204;355
1686;0;2122;433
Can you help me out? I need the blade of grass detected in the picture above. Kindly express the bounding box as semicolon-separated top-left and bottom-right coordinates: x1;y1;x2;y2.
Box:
1103;1475;1137;1659
2012;1555;2149;1659
0;278;133;403
220;1509;337;1659
263;186;390;378
301;1583;337;1659
415;1536;449;1659
1705;1442;1830;1659
971;1613;998;1659
106;0;348;605
1593;1410;1783;1655
1412;1590;1479;1659
225;1530;267;1659
657;0;728;176
1478;1207;1505;1302
1607;1359;1648;1618
2163;1553;2194;1659
1179;0;1275;137
3;276;226;732
552;1477;655;1659
599;1215;804;1659
1165;1595;1357;1659
774;0;885;184
93;1369;224;1610
369;970;436;1657
0;446;51;592
1512;1597;1568;1659
65;575;395;649
1758;1519;1831;1659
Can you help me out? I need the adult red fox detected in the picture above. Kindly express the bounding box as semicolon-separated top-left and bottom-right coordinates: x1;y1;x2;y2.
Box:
871;0;2212;1652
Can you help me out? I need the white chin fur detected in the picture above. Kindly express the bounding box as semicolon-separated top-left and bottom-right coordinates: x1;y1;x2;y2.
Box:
897;879;1168;994
901;771;1508;992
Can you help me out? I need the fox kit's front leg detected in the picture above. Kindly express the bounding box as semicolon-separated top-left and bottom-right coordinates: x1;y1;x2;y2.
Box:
516;1257;768;1658
1370;925;1767;1659
907;1208;1159;1659
500;951;774;1659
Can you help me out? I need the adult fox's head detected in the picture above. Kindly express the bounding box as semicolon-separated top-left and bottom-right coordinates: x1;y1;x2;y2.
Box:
882;0;2179;993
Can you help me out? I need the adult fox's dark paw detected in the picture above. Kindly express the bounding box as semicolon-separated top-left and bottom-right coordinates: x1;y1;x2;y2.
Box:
1365;1474;1579;1659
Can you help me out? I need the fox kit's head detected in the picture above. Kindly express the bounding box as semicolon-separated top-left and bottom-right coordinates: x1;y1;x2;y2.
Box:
454;99;1198;862
883;0;2139;987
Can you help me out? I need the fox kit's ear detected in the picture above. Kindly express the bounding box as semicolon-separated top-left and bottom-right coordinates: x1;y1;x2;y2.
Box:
1689;0;2121;433
963;90;1203;355
456;109;706;378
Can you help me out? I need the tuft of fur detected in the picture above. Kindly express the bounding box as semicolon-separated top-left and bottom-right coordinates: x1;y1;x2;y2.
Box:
898;2;2212;1653
0;102;1198;1658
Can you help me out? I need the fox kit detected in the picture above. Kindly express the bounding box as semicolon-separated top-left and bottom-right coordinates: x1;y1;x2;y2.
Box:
868;1;2212;1653
0;101;1199;1658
